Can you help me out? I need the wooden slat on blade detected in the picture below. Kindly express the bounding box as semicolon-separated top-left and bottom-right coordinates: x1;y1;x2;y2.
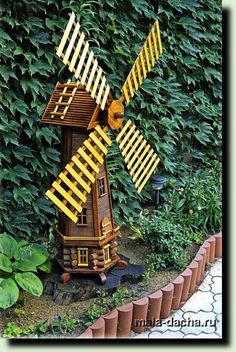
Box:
52;181;83;213
78;149;99;173
96;76;106;105
72;156;95;183
59;173;86;203
151;27;159;60
84;140;104;164
65;164;91;192
56;13;75;57
46;190;78;223
100;84;110;110
69;32;85;72
135;153;158;187
81;50;94;85
122;129;140;156
95;125;112;145
63;22;80;64
116;120;132;142
137;157;160;193
124;134;144;163
74;41;89;79
148;35;155;65
89;133;108;154
86;59;98;92
144;42;151;72
129;144;150;176
91;67;103;99
132;148;154;181
119;125;136;150
156;20;163;54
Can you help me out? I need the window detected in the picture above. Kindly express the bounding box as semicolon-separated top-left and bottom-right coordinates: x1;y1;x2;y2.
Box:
103;244;111;264
77;248;89;267
101;217;112;236
98;177;106;197
77;208;87;225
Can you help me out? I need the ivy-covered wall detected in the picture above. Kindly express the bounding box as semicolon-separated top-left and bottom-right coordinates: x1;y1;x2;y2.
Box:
0;0;221;240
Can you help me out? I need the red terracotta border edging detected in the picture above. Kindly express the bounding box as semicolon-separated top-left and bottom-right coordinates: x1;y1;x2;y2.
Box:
77;233;222;339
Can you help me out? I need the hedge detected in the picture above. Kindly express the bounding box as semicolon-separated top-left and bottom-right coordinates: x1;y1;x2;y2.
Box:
0;0;221;241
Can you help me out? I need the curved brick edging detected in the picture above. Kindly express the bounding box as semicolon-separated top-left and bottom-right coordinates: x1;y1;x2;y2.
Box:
78;232;222;339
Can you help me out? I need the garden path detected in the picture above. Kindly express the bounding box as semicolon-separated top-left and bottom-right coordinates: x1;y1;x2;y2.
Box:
134;258;222;339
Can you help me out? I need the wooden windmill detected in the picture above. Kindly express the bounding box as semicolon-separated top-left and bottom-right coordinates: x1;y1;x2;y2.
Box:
41;13;163;283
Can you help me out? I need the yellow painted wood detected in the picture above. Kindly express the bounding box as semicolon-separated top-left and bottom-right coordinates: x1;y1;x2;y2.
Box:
122;129;140;156
151;27;159;60
127;77;134;98
132;148;154;182
144;42;151;72
135;153;158;187
55;102;70;106
63;22;80;65
78;148;99;173
80;50;94;85
56;13;75;57
74;41;89;79
86;59;98;92
91;67;102;99
72;155;95;183
148;34;155;66
127;139;147;170
135;60;143;85
100;84;110;110
84;140;104;164
122;85;130;104
45;190;78;223
156;20;163;54
116;119;132;142
124;134;144;163
139;51;147;79
137;157;160;193
131;69;139;90
119;124;136;150
130;144;151;176
52;181;83;213
68;32;85;72
59;172;87;203
96;76;106;105
89;132;108;154
95;125;112;145
65;164;91;192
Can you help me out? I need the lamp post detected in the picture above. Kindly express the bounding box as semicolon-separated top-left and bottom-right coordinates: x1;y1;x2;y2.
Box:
151;175;166;205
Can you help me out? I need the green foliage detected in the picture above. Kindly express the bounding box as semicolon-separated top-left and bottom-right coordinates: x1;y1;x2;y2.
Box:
0;233;51;309
3;322;23;338
110;287;134;307
0;0;221;233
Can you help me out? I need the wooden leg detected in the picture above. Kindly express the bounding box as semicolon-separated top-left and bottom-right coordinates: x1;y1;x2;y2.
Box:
98;272;107;284
60;272;72;283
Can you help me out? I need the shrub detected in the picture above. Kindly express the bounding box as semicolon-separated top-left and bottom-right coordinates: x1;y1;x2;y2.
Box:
0;233;51;309
129;210;191;271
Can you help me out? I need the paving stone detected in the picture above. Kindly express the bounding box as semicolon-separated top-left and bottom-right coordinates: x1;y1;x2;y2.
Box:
213;294;222;314
211;277;222;295
198;281;212;292
181;291;214;313
184;333;221;339
209;259;222;277
215;313;222;337
181;311;217;335
151;310;184;333
149;330;184;338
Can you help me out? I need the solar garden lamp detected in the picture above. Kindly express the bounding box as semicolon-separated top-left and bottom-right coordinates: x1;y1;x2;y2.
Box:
151;176;166;205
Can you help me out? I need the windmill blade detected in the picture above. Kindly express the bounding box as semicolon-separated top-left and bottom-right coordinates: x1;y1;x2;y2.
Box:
121;20;163;104
56;12;110;110
46;125;112;223
116;120;160;193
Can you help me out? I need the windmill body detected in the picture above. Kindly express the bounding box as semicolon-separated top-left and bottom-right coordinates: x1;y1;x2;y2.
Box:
40;12;163;283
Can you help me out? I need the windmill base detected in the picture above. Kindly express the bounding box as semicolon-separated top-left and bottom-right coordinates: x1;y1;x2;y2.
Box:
43;256;145;305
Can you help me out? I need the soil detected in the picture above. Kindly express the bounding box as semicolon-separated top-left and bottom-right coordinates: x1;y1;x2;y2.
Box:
0;227;199;337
